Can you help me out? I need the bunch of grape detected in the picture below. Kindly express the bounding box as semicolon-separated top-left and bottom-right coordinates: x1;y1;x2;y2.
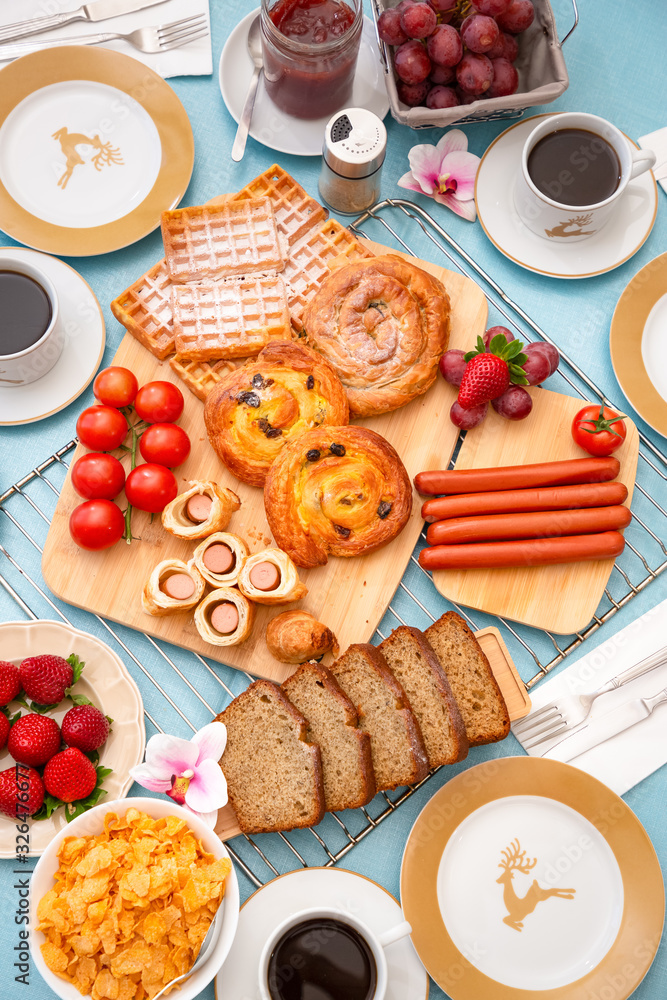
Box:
377;0;534;110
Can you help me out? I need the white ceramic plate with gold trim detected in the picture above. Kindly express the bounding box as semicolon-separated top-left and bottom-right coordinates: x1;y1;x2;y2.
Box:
0;47;193;256
0;620;145;857
475;115;658;279
401;756;663;1000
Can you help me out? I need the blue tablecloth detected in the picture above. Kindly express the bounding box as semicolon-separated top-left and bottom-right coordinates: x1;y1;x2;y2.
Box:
1;0;666;997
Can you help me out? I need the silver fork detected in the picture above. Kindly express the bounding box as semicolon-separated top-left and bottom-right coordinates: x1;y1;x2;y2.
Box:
512;644;667;749
0;14;208;60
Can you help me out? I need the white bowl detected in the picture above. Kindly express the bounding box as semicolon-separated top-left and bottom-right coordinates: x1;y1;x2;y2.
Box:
29;796;240;1000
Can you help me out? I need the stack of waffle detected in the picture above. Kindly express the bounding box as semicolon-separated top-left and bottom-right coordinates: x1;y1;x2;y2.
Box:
111;166;375;402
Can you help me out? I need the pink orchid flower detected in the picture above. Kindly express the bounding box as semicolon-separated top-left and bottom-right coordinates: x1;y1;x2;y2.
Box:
398;129;480;221
129;721;228;828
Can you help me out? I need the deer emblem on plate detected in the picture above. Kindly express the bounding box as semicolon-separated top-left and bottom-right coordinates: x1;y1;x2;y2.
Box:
545;214;596;239
51;128;124;191
497;839;576;932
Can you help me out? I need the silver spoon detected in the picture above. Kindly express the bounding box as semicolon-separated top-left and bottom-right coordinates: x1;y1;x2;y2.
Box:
232;15;263;162
150;911;222;1000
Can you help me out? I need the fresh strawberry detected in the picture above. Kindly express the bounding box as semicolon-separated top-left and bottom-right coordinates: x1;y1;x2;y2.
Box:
0;765;44;818
43;748;97;803
61;705;110;753
0;713;10;750
0;660;21;706
7;713;61;767
19;654;74;706
458;333;528;410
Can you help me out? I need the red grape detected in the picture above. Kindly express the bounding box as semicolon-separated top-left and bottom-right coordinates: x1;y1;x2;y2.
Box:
496;0;535;33
473;0;511;13
460;14;499;53
426;85;459;109
429;63;455;84
428;0;458;15
378;8;408;45
439;349;468;386
456;88;483;105
521;344;551;385
501;31;519;60
485;31;506;58
450;400;488;429
394;39;431;83
529;342;560;375
395;0;417;13
426;24;462;67
397;79;431;105
492;385;533;420
483;325;515;349
456;52;494;94
488;57;519;96
400;2;437;39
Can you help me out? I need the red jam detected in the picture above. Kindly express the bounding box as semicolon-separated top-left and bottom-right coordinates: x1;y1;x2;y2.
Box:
270;0;355;43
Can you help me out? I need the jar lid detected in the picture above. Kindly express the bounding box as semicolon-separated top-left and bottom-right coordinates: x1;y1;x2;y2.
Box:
322;108;387;178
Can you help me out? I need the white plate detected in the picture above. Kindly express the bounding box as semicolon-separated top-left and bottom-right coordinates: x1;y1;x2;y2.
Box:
214;867;428;1000
0;247;104;425
219;9;389;157
474;114;658;279
0;620;145;857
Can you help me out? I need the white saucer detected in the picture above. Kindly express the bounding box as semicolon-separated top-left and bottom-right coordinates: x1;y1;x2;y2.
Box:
214;867;428;1000
0;247;104;425
474;114;658;279
219;9;389;157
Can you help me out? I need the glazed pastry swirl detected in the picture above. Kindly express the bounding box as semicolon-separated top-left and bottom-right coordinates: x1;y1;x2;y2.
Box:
264;426;413;568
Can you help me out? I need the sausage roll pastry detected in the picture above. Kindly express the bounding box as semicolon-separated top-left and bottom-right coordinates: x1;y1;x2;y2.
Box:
194;587;255;646
237;548;308;606
192;532;249;588
162;481;240;540
303;254;450;417
203;341;349;487
264;426;413;568
266;610;340;664
142;559;206;617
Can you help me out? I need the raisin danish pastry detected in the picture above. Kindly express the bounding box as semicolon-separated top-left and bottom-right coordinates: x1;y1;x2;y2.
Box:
264;426;413;568
303;254;450;417
204;341;348;488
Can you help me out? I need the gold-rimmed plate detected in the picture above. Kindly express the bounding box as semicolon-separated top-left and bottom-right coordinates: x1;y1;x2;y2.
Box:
610;252;667;437
0;47;193;256
401;756;664;1000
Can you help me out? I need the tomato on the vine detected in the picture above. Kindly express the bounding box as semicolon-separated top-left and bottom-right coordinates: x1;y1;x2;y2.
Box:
71;453;126;500
139;423;191;468
124;464;178;513
572;405;627;456
69;500;125;550
76;405;128;451
93;367;138;408
134;381;184;424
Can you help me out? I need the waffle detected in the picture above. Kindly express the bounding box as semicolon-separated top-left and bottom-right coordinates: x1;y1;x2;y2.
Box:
169;355;236;402
110;259;175;360
284;219;376;331
171;275;292;361
162;198;286;283
228;164;327;247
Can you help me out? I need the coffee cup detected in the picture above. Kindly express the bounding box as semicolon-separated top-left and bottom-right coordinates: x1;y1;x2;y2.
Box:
0;253;62;386
514;112;656;242
258;905;412;1000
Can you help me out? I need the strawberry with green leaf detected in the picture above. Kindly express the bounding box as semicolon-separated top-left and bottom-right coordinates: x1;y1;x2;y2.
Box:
458;334;529;410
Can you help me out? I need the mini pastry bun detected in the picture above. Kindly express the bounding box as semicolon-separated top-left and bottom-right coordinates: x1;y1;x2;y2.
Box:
192;532;249;587
142;559;206;617
194;587;255;646
162;481;241;540
237;548;308;606
266;610;340;664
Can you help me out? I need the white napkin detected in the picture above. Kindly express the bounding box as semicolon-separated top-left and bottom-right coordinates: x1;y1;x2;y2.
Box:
639;127;667;193
513;596;667;796
0;0;211;78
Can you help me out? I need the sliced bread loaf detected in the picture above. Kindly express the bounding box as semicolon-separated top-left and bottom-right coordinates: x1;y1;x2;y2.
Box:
215;679;325;834
425;611;510;746
282;661;376;812
328;643;429;791
379;626;468;768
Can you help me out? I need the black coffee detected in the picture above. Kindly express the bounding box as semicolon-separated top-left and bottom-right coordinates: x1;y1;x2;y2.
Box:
0;270;52;356
267;917;377;1000
527;128;622;207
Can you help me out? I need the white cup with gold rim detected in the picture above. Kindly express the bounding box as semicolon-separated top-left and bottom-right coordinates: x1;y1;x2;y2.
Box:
0;252;63;386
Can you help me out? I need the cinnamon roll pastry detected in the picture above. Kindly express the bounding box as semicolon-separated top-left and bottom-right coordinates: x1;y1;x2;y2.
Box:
194;587;255;646
266;611;340;664
264;426;413;568
203;341;349;488
142;560;206;617
303;254;450;417
162;481;241;540
237;548;308;606
192;532;249;588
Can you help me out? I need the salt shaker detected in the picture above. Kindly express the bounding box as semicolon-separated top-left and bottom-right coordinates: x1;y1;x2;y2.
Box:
319;108;387;215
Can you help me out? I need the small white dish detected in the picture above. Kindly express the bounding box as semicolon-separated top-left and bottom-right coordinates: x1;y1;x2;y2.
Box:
214;867;428;1000
0;247;104;425
475;114;658;279
219;9;389;157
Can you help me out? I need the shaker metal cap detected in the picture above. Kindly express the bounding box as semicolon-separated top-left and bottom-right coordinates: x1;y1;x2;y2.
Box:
322;108;387;178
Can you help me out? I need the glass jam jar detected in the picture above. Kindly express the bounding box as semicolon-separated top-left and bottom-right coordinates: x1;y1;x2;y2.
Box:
260;0;363;120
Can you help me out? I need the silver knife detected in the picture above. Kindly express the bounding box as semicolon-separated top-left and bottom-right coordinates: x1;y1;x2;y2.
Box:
548;687;667;763
0;0;170;45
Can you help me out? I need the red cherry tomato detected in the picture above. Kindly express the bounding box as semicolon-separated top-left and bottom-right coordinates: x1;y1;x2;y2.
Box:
71;453;126;500
134;381;184;424
93;366;138;408
69;500;125;550
572;405;627;457
124;464;178;513
76;405;127;451
139;423;191;468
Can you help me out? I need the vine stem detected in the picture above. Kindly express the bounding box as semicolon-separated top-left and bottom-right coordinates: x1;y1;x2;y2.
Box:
121;411;148;543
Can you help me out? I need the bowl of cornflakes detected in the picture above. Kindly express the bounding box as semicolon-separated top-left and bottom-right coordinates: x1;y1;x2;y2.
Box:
29;796;240;1000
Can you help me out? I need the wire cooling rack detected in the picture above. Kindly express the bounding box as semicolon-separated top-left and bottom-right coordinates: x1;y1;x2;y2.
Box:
1;200;666;889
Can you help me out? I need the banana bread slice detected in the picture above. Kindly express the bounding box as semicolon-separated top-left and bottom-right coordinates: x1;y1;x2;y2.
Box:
328;643;429;791
425;611;510;746
215;679;325;833
379;626;468;768
283;661;376;812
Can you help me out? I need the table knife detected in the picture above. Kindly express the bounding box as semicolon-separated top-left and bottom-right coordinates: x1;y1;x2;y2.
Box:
0;0;169;45
548;687;667;763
